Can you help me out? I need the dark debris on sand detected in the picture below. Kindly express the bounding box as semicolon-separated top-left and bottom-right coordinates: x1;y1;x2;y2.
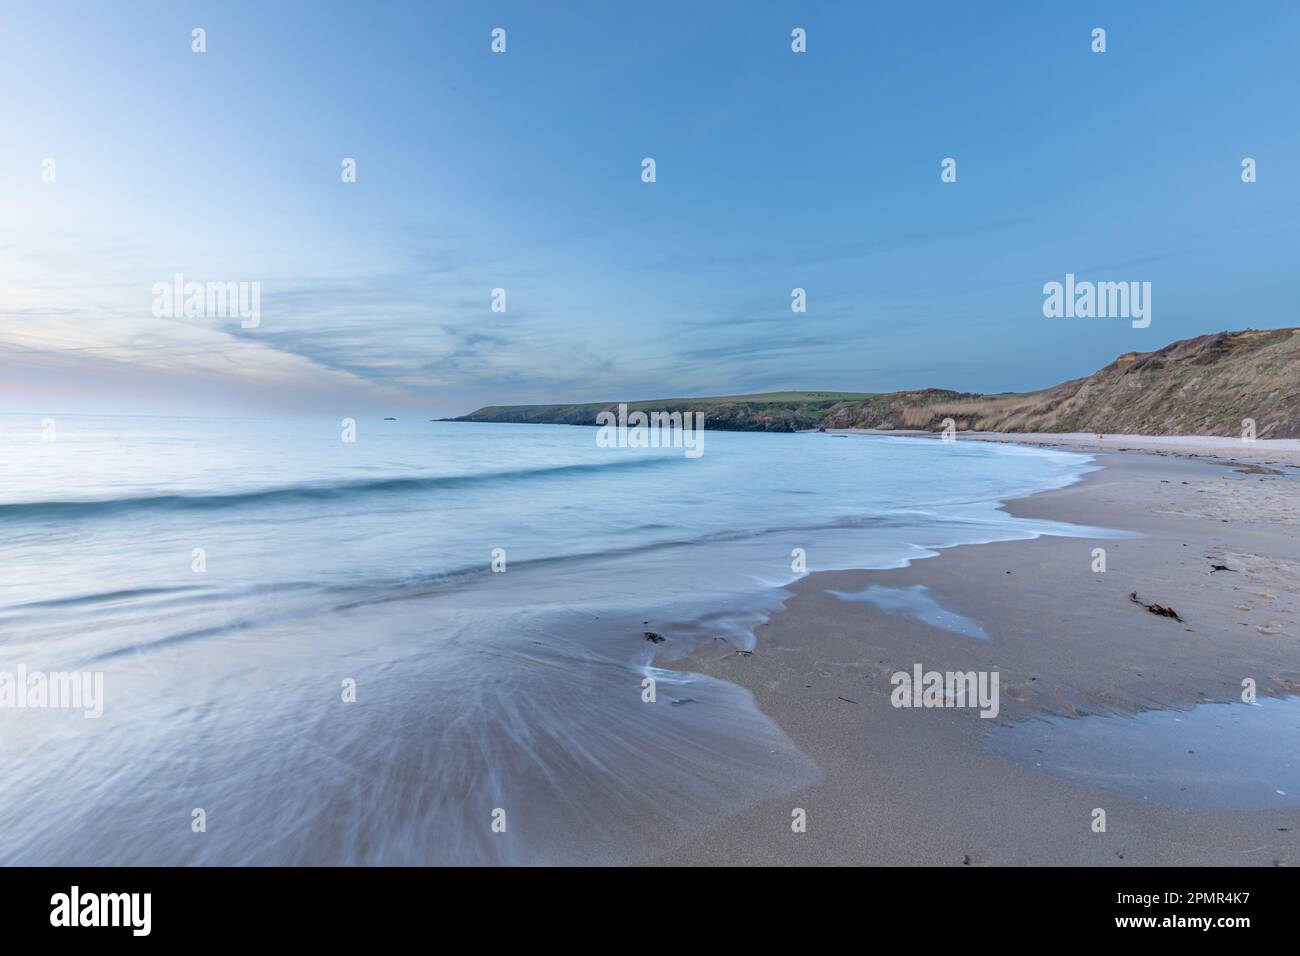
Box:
1129;591;1185;623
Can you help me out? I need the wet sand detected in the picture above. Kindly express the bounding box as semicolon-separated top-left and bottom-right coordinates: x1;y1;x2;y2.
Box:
656;439;1300;865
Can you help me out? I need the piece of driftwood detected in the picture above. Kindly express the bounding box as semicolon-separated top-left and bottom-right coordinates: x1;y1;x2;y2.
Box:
1129;591;1184;622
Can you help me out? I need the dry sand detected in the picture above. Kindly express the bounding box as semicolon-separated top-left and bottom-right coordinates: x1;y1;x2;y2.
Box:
656;436;1300;866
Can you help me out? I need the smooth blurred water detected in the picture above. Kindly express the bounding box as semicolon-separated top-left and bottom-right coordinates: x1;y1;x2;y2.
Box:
985;696;1300;810
0;414;1110;864
828;584;991;640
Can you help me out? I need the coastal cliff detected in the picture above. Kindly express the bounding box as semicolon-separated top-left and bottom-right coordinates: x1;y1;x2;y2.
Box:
447;328;1300;439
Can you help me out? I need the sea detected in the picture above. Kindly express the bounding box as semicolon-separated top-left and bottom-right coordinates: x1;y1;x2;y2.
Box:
0;414;1111;864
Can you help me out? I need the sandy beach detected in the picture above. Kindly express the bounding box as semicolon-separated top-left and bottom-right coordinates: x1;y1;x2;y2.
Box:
657;435;1300;866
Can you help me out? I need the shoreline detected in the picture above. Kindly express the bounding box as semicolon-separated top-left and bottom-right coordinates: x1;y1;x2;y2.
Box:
821;429;1300;468
655;437;1300;865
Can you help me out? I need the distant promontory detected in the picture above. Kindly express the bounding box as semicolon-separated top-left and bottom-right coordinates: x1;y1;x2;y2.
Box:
444;329;1300;439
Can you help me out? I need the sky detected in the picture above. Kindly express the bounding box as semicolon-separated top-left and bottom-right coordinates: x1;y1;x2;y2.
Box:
1;0;1297;417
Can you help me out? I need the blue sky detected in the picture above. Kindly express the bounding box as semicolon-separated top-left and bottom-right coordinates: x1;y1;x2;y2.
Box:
2;0;1297;416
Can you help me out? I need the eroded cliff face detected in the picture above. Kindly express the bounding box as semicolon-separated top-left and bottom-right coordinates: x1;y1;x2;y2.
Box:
824;329;1300;438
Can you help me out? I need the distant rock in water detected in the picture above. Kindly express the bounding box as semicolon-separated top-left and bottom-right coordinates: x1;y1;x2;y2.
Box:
443;328;1300;439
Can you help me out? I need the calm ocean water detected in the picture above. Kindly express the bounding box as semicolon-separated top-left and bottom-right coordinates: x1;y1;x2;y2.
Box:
0;415;1111;864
